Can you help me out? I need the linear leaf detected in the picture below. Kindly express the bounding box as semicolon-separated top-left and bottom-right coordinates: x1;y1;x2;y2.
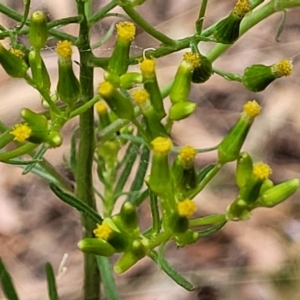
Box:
0;257;19;300
50;182;103;223
45;262;59;300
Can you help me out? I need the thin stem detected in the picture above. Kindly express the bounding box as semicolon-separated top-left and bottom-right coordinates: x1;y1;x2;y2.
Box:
89;0;118;25
212;67;242;82
121;5;177;46
206;0;300;62
0;143;37;161
195;0;208;34
69;95;101;118
76;1;100;299
0;4;77;43
189;214;226;227
189;163;223;199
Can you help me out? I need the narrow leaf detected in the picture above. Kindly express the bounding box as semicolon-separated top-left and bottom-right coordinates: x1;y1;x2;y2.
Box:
126;145;150;203
149;251;195;291
198;221;227;237
96;256;120;300
0;257;19;300
50;182;103;223
114;143;139;200
45;262;59;300
22;144;48;175
198;164;215;182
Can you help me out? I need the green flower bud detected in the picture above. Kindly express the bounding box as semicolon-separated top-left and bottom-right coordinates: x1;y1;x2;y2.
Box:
226;198;251;221
148;137;173;195
218;100;261;163
214;0;250;44
95;101;111;130
140;58;166;120
0;43;28;78
255;179;299;208
169;101;196;121
21;108;48;129
29;11;48;49
93;220;129;252
191;54;212;83
236;152;253;188
114;240;146;273
170;52;200;104
78;238;116;256
98;81;134;120
28;49;51;92
21;108;49;144
132;89;167;139
242;59;293;92
169;212;189;234
56;40;81;107
258;179;274;196
239;162;272;204
120;72;143;89
174;229;199;246
172;146;198;198
46;131;63;148
119;202;139;232
108;21;136;76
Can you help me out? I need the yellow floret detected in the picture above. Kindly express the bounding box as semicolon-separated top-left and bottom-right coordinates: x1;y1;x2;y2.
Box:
179;145;196;163
273;59;293;77
93;223;113;240
183;52;201;68
10;48;25;59
178;199;196;217
96;101;108;114
116;21;136;41
56;40;72;58
10;124;31;142
151;137;173;154
98;81;114;97
132;89;149;105
233;0;250;17
243;100;261;118
140;58;156;75
253;162;272;180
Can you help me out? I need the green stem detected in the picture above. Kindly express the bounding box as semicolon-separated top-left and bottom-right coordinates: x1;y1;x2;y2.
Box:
195;0;208;33
0;4;77;43
189;214;226;227
89;0;118;25
189;163;223;199
76;1;100;299
206;0;300;62
69;95;101;118
121;5;177;46
212;67;242;82
0;143;37;161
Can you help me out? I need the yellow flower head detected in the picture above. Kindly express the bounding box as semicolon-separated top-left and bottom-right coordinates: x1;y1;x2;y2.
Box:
98;81;114;98
179;145;196;163
93;223;113;240
243;100;261;118
96;101;108;114
151;137;173;154
183;52;201;69
272;59;293;77
56;40;72;58
233;0;250;17
116;21;136;42
140;58;156;75
132;89;149;105
253;162;272;180
178;199;196;217
10;48;25;59
10;123;31;142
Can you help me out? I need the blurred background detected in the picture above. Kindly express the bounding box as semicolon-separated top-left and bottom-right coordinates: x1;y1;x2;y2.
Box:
1;0;300;299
